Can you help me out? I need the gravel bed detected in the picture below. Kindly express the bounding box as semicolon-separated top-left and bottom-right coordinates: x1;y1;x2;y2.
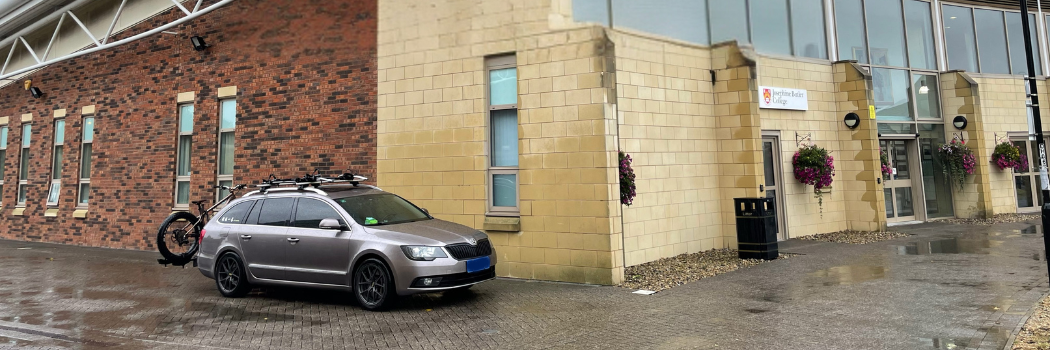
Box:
797;230;910;244
945;213;1040;225
620;248;791;292
1013;293;1050;349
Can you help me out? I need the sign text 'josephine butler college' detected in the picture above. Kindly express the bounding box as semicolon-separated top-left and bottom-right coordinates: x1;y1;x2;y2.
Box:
758;86;808;111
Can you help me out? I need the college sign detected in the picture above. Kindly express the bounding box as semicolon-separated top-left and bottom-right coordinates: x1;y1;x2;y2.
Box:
758;86;808;111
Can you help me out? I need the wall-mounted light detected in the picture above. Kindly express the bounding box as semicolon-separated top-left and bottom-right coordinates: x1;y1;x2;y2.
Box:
918;81;929;94
29;86;43;99
844;112;860;129
190;36;210;51
953;115;968;130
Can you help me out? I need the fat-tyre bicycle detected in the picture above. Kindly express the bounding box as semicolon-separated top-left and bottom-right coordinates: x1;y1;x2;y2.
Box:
156;184;246;266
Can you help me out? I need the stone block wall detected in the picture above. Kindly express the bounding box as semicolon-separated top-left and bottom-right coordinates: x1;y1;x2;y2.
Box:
610;30;723;266
973;76;1032;215
755;57;850;237
940;72;992;218
835;63;886;231
377;0;622;284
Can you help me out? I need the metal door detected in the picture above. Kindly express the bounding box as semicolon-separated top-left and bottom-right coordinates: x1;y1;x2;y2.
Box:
762;135;787;240
283;198;353;285
881;139;921;222
238;197;296;281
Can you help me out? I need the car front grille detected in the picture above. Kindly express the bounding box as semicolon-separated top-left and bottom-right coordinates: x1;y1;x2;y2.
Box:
445;239;492;260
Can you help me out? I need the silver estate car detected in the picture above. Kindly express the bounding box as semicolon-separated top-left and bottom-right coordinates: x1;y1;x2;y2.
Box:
196;185;496;311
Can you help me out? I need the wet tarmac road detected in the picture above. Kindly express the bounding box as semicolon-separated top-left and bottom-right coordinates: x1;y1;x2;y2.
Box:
0;220;1047;349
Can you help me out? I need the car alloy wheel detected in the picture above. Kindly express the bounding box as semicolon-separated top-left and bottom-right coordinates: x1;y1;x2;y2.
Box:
354;259;395;310
217;254;242;293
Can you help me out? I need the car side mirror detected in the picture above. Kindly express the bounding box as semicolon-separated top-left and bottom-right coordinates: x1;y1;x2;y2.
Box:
319;218;349;231
421;208;430;215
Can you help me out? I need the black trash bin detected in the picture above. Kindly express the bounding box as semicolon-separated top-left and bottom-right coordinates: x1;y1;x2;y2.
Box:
734;197;778;260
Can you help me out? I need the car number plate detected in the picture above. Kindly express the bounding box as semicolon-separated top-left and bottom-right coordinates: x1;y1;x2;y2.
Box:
466;256;490;273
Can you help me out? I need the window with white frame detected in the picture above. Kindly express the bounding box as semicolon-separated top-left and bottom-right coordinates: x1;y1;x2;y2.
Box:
487;55;519;215
216;99;236;201
175;104;194;208
0;125;7;206
17;123;30;206
78;117;94;206
46;119;65;206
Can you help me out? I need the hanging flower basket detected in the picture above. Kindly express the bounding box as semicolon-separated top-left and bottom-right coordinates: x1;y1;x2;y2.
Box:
880;149;891;179
619;150;637;206
937;139;976;189
792;144;835;208
991;141;1028;172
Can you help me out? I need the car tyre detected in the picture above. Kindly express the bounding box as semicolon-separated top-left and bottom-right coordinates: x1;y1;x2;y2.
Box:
215;252;251;298
353;258;397;311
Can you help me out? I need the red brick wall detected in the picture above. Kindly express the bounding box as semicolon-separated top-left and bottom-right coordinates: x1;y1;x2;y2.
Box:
0;0;377;250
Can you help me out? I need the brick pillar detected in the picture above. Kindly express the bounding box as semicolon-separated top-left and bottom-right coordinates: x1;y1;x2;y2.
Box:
940;71;993;219
711;43;762;246
834;61;886;231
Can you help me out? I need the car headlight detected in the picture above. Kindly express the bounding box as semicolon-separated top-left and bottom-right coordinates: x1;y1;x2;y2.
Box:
401;245;448;261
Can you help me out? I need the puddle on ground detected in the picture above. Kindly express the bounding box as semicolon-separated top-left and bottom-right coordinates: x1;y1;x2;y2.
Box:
808;265;887;286
922;338;967;349
1021;225;1043;235
892;236;1000;255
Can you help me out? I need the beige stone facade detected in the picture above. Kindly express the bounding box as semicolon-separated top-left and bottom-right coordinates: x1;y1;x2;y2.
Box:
377;0;1050;284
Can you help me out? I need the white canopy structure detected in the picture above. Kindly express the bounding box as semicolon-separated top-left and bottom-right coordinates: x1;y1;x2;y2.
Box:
0;0;232;81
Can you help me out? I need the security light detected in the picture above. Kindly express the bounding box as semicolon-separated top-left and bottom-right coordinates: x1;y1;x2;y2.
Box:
29;86;43;99
190;36;210;51
953;115;968;130
843;112;860;129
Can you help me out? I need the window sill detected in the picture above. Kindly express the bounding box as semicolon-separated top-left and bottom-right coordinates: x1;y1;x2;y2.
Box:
44;209;59;217
12;207;26;216
73;209;89;219
483;216;520;232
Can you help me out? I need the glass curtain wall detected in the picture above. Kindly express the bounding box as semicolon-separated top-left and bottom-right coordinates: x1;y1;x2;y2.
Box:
611;0;708;45
573;0;1049;76
944;4;1042;75
578;0;828;59
841;0;952;219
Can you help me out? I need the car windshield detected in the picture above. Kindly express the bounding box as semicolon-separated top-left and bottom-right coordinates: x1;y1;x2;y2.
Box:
335;193;430;226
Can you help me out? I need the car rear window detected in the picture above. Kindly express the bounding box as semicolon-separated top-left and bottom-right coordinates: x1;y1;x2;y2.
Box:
335;194;429;226
217;201;254;225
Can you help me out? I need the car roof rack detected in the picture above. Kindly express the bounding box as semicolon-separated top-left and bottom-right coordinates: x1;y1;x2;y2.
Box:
250;171;375;195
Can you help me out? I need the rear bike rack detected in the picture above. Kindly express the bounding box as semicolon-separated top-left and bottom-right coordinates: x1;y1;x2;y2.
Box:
157;257;197;268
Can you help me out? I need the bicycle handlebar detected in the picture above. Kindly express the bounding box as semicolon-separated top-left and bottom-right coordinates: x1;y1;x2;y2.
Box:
215;184;247;191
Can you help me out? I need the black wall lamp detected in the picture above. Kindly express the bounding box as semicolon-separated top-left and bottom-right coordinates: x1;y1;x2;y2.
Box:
844;112;860;129
953;115;968;130
190;36;210;51
29;86;43;99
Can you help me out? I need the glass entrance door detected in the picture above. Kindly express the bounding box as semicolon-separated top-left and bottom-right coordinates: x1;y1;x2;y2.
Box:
1013;138;1044;212
762;136;787;240
882;139;919;222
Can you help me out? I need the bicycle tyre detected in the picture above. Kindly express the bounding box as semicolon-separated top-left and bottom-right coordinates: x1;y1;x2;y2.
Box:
156;211;201;266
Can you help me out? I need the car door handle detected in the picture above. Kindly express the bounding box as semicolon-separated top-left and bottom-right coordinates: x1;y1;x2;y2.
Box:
240;235;252;240
287;238;300;243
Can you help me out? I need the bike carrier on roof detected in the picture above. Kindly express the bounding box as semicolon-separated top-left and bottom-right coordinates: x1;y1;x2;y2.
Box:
252;171;377;195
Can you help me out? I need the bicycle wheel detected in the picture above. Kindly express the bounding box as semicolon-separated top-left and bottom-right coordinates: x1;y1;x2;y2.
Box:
156;211;201;265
